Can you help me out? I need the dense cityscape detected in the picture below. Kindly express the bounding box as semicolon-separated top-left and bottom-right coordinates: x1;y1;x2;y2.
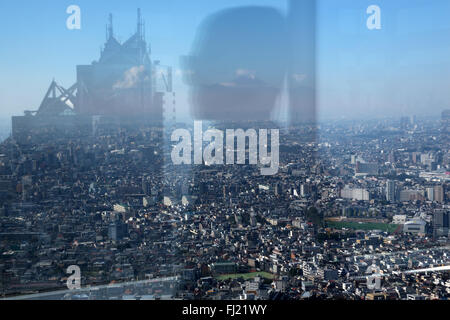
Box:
0;113;448;300
0;2;449;304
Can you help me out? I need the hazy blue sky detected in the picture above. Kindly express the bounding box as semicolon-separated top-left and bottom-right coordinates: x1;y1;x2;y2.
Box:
0;0;449;125
317;0;450;120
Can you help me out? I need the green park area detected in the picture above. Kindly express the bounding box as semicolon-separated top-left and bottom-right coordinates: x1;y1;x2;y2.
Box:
215;272;274;281
326;220;400;233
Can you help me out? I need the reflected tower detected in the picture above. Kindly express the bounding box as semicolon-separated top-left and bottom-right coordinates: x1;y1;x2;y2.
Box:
76;9;162;121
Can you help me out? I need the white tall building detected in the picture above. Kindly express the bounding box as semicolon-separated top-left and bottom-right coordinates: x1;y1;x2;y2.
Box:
426;187;435;202
386;180;396;202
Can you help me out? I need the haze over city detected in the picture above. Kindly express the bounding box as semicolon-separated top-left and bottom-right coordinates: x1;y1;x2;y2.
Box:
1;0;450;129
0;0;449;304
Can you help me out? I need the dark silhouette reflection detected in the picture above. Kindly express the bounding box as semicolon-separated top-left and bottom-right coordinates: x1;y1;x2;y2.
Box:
288;0;316;126
182;6;289;121
182;1;317;126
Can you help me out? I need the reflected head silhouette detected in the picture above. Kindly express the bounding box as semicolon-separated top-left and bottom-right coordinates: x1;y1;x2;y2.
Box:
182;6;288;121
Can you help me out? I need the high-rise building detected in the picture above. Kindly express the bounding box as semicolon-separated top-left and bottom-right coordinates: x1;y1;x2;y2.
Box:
300;184;307;197
142;176;150;195
434;185;445;203
426;187;435;202
108;220;128;241
433;210;449;238
386;180;396;202
76;10;161;118
12;9;174;142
